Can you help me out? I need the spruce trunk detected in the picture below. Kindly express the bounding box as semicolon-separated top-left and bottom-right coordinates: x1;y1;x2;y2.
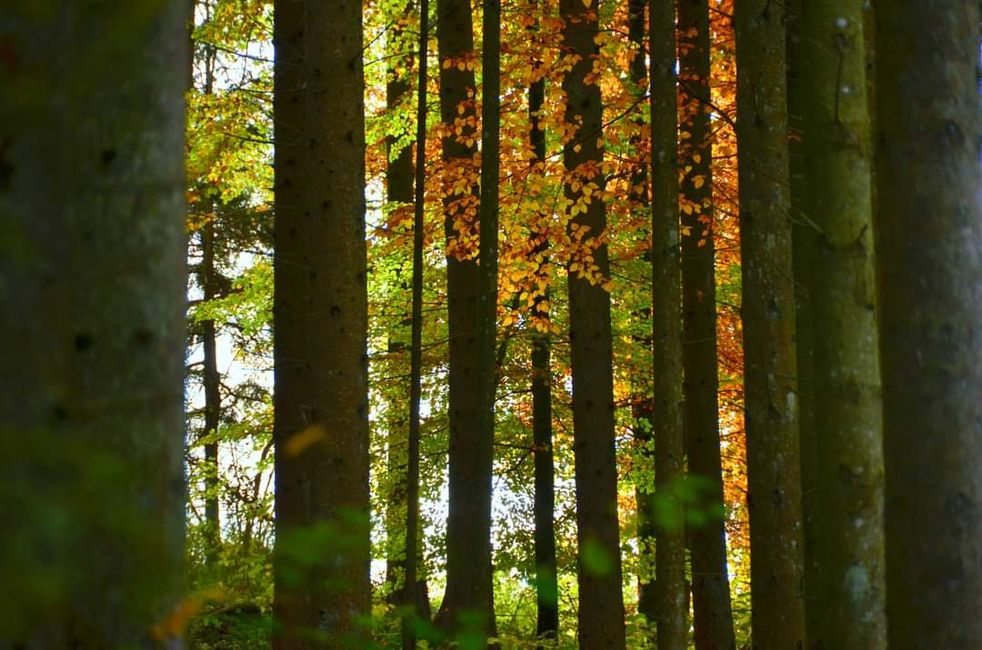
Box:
733;0;806;645
800;1;886;646
273;0;372;644
875;3;982;647
0;2;186;644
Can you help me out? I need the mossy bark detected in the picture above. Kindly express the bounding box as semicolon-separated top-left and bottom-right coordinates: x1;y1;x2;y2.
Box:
875;3;982;647
560;0;627;645
799;1;886;647
0;2;186;644
733;0;806;646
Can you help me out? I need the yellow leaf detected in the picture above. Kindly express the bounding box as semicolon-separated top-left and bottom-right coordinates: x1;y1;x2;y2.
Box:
284;424;327;457
692;175;705;189
582;0;593;6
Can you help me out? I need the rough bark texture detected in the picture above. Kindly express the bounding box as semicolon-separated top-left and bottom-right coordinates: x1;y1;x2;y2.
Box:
733;0;806;646
677;0;737;646
800;1;886;647
649;0;687;647
434;0;495;635
875;3;982;648
273;0;372;645
0;2;186;644
560;0;627;646
528;11;559;641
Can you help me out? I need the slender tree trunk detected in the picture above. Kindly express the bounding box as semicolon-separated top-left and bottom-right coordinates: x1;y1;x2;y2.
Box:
466;0;501;642
434;0;495;635
733;0;806;646
627;0;659;623
0;2;186;645
559;0;627;646
875;3;982;647
528;8;559;642
402;0;432;646
384;2;431;622
201;217;223;565
273;0;372;645
649;0;686;647
799;1;886;647
677;0;736;646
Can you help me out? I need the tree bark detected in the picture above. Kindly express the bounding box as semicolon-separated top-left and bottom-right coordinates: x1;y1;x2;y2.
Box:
273;0;372;645
0;2;186;645
433;0;496;636
677;0;737;646
733;0;807;646
649;0;687;648
799;0;886;646
560;0;627;646
201;217;223;565
528;7;559;643
626;0;659;624
875;3;982;647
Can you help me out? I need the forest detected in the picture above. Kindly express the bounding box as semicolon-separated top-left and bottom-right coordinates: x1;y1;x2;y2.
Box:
1;0;980;648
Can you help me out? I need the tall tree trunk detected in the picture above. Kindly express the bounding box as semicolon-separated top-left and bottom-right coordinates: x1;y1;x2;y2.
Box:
403;0;432;646
733;0;806;646
528;7;559;643
434;0;495;636
384;2;431;624
875;3;982;647
559;0;627;646
627;0;659;623
649;0;686;647
799;1;886;647
677;1;737;647
201;217;223;565
468;0;501;642
273;0;372;645
0;2;186;645
784;1;821;644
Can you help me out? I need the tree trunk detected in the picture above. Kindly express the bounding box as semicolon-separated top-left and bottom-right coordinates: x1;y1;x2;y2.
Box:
733;0;806;646
784;1;821;644
649;0;687;647
273;0;372;645
677;0;737;646
875;3;982;647
201;217;223;565
434;0;496;636
799;1;886;647
383;2;431;626
528;7;559;643
627;0;659;624
560;0;627;646
0;2;186;645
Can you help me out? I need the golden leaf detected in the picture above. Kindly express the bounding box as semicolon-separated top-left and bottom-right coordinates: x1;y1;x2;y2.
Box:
284;424;327;457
